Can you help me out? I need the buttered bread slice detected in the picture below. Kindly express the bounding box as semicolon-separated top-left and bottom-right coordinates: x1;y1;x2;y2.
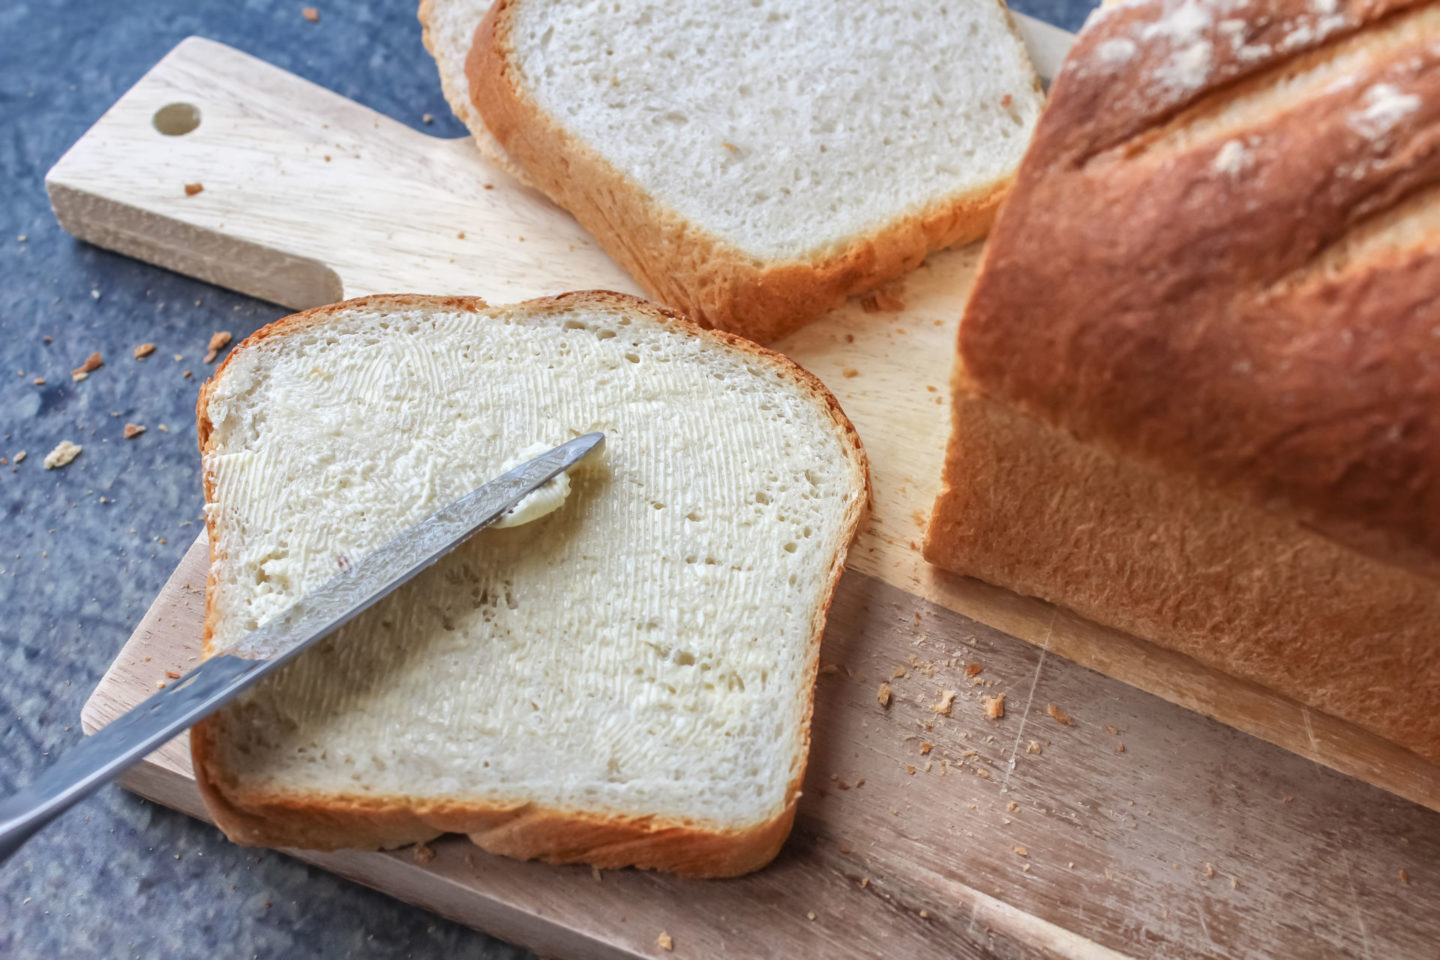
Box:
192;292;868;877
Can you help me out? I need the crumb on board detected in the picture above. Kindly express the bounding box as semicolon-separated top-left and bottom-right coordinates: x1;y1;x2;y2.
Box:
1104;725;1119;735
907;765;916;775
984;694;1006;720
184;182;204;196
657;931;673;950
1006;801;1018;813
14;451;25;464
892;666;907;679
32;377;44;385
806;912;816;921
1399;868;1410;885
965;663;983;678
1205;863;1215;879
43;440;82;470
841;368;859;378
1116;742;1126;754
877;682;892;708
164;669;181;679
134;343;156;359
1230;877;1239;890
919;742;932;755
932;689;957;717
302;7;320;22
204;331;232;364
860;279;906;313
1026;740;1042;755
1047;703;1073;725
124;423;145;439
860;877;869;888
1013;846;1028;857
411;841;435;864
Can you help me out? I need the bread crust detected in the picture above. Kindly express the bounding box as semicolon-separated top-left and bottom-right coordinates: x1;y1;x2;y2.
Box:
959;0;1440;579
925;379;1440;764
460;0;1034;343
192;291;869;877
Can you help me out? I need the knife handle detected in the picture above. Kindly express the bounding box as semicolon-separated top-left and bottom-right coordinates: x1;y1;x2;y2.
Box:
0;654;260;863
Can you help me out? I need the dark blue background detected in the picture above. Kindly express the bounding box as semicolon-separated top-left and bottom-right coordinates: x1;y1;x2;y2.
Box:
0;1;1092;955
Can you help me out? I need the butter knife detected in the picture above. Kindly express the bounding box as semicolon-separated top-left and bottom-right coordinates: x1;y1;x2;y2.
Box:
0;432;604;862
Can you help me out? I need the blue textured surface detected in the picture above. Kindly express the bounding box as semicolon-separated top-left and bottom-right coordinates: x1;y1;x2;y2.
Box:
0;1;1090;956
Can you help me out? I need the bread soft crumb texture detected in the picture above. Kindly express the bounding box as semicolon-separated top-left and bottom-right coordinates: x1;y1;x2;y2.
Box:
506;0;1040;259
193;292;868;876
429;0;1045;340
43;441;81;469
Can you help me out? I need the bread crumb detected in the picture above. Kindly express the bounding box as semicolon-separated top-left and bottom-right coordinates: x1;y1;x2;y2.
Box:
71;352;103;381
1046;703;1073;725
877;682;892;708
1230;877;1239;890
1115;742;1126;754
184;182;204;196
1398;868;1410;885
457;231;466;239
837;840;852;854
918;909;929;919
722;141;738;152
164;669;181;679
806;912;816;921
1104;725;1119;735
1006;801;1018;813
123;423;145;439
43;440;81;469
204;331;232;364
892;666;907;679
965;663;983;677
302;7;320;22
932;689;957;717
32;377;44;385
1205;862;1215;879
423;113;434;124
860;877;869;888
841;368;859;378
134;343;156;359
156;680;166;689
13;451;25;464
860;279;906;313
657;931;673;950
484;183;494;189
906;765;916;775
1013;845;1028;857
1025;740;1042;755
984;694;1006;720
411;841;435;864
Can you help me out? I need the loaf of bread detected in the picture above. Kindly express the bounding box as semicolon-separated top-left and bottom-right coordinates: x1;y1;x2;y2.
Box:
192;292;868;876
928;0;1440;762
421;0;1045;342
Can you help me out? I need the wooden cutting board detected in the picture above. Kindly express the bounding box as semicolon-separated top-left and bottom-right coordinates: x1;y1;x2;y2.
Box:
58;22;1440;960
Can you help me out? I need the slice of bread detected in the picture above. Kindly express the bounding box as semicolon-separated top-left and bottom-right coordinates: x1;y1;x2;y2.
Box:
420;0;1044;342
191;292;869;877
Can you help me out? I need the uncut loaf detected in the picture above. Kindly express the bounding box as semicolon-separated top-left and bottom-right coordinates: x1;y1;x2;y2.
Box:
193;292;868;876
928;0;1440;762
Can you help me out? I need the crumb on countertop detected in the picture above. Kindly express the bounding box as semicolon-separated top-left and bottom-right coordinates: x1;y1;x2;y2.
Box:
984;694;1006;720
71;351;103;381
657;931;673;950
932;689;957;717
1047;703;1073;725
43;440;81;470
204;331;232;364
134;343;156;359
411;841;435;864
303;7;320;22
124;424;145;439
877;682;892;708
184;182;204;196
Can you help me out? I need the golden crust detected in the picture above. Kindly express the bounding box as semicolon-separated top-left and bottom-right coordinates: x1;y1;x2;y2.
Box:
925;379;1440;765
192;291;869;878
463;0;1026;342
959;0;1440;579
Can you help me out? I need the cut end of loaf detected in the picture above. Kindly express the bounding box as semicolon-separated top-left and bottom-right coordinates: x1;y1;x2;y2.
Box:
193;291;868;874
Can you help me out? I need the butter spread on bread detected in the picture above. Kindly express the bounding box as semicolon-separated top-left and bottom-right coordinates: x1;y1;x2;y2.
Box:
193;292;868;876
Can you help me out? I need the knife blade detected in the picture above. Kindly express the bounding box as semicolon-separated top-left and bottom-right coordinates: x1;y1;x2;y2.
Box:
0;432;604;862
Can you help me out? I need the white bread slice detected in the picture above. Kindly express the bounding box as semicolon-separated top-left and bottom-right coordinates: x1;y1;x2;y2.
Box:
191;292;869;877
419;0;1045;342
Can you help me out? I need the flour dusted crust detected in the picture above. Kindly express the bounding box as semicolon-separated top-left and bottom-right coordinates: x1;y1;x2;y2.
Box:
458;0;1031;343
191;292;869;877
928;0;1440;764
960;0;1440;579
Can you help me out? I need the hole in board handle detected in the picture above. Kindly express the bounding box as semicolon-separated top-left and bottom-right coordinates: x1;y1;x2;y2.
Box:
153;103;201;136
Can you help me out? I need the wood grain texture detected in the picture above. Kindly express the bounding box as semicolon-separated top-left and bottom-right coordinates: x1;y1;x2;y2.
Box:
57;25;1440;959
84;537;1440;959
